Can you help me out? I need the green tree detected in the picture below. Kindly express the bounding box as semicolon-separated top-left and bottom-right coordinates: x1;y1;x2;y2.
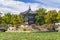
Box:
2;13;11;24
35;8;46;25
2;13;12;28
45;10;58;24
57;11;60;22
11;14;24;27
18;14;24;24
0;13;2;24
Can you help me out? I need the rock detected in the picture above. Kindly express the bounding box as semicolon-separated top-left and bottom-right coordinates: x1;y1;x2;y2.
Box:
20;25;25;27
0;29;6;32
56;27;60;32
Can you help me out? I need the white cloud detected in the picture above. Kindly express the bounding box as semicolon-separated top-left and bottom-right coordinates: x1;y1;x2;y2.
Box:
0;0;39;15
0;0;60;16
35;0;60;9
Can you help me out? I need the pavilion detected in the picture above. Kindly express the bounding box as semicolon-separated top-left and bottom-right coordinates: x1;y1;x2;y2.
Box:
21;6;37;25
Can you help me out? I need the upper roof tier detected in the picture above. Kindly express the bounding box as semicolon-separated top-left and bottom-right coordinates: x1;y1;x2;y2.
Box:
21;6;37;15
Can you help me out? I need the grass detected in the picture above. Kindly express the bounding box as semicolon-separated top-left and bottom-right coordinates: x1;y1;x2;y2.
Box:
0;32;60;40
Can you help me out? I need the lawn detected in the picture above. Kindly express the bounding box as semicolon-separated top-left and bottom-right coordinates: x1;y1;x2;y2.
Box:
0;32;60;40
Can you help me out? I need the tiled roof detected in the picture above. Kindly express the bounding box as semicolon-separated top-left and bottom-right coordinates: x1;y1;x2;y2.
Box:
21;7;37;15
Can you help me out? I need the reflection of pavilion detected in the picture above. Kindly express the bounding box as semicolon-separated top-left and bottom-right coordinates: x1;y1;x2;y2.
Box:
21;6;37;25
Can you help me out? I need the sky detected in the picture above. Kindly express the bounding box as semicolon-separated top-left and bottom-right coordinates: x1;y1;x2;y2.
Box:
0;0;60;14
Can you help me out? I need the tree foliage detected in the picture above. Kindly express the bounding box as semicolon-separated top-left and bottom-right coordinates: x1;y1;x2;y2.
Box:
1;13;24;28
0;8;60;27
45;10;58;24
35;8;58;25
35;8;46;25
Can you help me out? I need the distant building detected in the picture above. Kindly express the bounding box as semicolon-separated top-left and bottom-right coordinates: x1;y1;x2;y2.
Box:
21;6;37;25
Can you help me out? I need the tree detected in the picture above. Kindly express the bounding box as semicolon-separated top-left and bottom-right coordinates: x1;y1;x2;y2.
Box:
18;14;24;24
0;13;2;24
57;11;60;22
35;8;46;25
10;14;24;27
2;13;12;28
2;13;11;24
45;10;58;24
0;13;2;28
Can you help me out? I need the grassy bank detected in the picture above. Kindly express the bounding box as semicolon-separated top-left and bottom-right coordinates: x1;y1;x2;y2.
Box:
0;32;60;40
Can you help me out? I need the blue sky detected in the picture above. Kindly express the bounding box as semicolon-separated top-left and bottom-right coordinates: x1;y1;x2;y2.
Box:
18;0;60;8
0;0;60;15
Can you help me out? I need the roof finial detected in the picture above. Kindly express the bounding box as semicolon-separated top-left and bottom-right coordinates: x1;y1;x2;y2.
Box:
29;5;31;10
